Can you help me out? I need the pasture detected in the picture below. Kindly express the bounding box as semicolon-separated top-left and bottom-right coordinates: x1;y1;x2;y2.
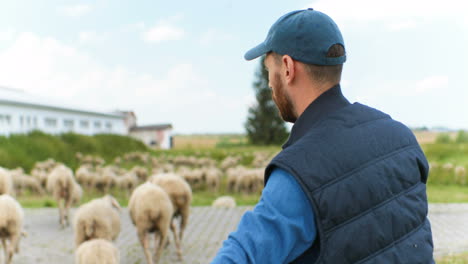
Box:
1;131;468;263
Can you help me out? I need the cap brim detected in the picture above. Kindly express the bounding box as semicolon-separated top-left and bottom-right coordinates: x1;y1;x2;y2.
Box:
244;42;270;61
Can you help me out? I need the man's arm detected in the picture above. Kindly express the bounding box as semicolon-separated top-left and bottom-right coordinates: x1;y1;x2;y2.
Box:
211;168;317;264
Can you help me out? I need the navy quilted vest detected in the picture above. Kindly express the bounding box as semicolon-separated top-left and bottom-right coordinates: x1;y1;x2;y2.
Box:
265;85;434;264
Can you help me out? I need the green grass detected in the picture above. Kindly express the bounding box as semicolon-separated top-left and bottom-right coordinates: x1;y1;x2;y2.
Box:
427;184;468;203
437;252;468;264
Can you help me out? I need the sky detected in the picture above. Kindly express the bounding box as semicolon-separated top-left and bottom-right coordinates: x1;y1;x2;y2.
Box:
0;0;467;134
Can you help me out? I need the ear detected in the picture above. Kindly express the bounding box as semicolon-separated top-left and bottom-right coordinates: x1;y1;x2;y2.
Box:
282;55;296;84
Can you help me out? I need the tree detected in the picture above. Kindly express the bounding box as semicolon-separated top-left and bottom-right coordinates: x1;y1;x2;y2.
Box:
245;56;289;145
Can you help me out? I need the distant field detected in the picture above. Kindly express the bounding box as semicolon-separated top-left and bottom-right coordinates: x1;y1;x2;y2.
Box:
172;134;247;149
413;131;457;144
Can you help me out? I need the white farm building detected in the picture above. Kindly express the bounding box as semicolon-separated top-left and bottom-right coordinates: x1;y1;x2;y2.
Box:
0;86;173;149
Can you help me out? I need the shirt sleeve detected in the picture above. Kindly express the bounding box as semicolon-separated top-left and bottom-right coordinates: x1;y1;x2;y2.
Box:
211;168;317;264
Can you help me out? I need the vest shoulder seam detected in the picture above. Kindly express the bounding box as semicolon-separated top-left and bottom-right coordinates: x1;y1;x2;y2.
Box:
312;144;419;195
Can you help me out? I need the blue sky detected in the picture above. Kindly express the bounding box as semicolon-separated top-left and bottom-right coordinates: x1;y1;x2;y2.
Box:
0;0;467;133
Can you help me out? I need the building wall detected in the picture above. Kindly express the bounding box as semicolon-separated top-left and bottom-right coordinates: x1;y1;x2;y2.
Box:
129;128;173;149
0;103;126;136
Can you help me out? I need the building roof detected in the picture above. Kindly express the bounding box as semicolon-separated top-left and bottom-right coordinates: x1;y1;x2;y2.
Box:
129;124;173;131
0;86;124;119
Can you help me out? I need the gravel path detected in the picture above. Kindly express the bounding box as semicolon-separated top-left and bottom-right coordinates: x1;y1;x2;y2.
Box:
3;204;466;263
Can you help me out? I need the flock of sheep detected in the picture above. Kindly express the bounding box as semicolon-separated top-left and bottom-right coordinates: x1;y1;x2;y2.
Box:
429;162;467;184
0;150;274;264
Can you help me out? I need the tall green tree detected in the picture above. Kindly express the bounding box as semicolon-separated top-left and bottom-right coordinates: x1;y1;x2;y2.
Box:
245;56;289;145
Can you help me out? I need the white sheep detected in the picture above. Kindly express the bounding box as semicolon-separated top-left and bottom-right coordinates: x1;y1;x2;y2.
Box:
75;238;120;264
9;168;44;195
75;164;96;189
0;168;15;196
149;173;192;251
129;182;175;264
212;196;236;209
93;166;118;192
203;167;222;191
131;166;149;181
73;195;121;247
0;194;25;264
46;164;81;228
115;171;139;195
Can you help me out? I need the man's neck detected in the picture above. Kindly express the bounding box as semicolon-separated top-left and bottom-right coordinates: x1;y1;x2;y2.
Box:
293;82;339;118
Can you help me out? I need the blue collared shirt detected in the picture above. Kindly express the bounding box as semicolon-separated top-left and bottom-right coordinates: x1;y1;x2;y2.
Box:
211;168;316;264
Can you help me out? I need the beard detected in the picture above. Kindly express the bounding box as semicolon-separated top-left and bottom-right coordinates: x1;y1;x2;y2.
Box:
272;73;297;123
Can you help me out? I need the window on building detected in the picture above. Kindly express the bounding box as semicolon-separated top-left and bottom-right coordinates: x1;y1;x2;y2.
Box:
105;122;112;131
64;119;74;129
33;117;37;127
26;116;31;126
45;118;57;127
5;115;11;125
94;121;101;129
80;120;89;129
20;116;23;127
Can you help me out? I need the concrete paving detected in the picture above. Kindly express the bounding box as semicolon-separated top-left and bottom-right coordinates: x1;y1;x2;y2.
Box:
2;204;467;263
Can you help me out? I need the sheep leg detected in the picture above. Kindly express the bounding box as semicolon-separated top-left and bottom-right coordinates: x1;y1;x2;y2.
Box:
8;234;20;263
58;199;65;228
2;238;7;263
137;230;152;264
154;229;168;264
170;221;183;260
64;197;72;227
179;207;190;242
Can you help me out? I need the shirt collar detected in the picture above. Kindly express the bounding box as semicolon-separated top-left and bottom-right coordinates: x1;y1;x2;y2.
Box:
282;84;350;149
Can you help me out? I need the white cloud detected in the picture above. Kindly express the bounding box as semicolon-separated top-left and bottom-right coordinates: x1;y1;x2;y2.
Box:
306;0;466;29
58;4;93;17
0;32;247;132
386;20;418;32
121;22;146;32
199;29;234;46
78;31;108;45
0;29;15;42
143;24;185;43
415;75;449;93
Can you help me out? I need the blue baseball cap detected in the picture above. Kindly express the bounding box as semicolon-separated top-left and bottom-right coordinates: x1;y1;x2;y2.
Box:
244;8;346;65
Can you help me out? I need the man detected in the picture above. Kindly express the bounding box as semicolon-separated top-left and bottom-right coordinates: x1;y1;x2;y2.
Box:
212;8;434;264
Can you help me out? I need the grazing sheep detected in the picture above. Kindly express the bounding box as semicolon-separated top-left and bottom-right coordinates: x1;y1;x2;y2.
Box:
220;156;241;171
226;166;245;192
149;173;192;250
73;195;121;247
235;168;264;194
93;166;117;192
212;196;236;209
442;162;454;171
46;164;81;228
130;166;149;181
116;172;139;195
75;165;96;189
0;194;25;264
0;168;15;196
71;181;83;206
30;158;57;187
177;168;203;189
10;170;44;196
203;167;222;191
129;182;175;264
75;239;120;264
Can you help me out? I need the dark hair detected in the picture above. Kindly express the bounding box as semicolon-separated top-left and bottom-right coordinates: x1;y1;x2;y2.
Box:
273;44;344;84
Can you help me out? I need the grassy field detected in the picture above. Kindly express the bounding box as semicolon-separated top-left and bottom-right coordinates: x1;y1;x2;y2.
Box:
437;252;468;264
9;131;468;208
